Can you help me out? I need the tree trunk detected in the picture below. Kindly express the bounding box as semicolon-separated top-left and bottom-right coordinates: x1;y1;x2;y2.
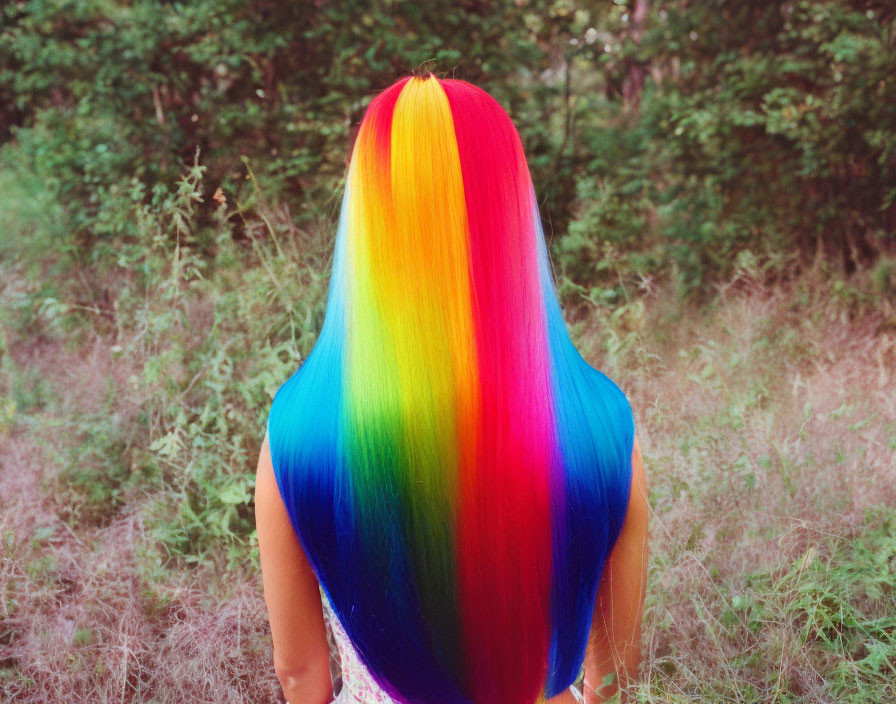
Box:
622;0;650;113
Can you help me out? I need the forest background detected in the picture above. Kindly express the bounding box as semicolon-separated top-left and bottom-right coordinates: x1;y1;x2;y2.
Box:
1;1;894;702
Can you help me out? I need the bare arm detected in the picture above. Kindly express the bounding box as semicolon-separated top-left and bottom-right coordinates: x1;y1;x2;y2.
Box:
255;431;334;704
583;433;649;703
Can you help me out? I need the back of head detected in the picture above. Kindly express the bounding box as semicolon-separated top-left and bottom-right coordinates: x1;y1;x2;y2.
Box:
267;74;635;704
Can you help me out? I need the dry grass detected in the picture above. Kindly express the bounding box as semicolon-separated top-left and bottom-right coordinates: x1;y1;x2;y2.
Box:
0;331;280;703
1;262;894;703
593;268;896;702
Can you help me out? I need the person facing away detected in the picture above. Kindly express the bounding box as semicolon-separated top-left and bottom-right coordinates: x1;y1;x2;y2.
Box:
254;74;649;704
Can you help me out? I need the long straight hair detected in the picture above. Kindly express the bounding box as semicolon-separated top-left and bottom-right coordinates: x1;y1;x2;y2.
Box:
267;75;635;704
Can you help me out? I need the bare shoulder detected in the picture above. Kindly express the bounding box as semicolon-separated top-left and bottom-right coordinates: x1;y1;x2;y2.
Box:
626;432;649;533
254;429;281;522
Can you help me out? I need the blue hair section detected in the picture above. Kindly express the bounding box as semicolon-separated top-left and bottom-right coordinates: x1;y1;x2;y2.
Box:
532;196;636;697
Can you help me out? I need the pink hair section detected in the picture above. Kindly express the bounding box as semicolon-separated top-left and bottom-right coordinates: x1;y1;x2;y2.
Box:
442;79;558;703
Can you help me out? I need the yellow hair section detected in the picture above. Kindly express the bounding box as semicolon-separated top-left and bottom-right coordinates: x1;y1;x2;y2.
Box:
343;76;480;673
387;75;480;482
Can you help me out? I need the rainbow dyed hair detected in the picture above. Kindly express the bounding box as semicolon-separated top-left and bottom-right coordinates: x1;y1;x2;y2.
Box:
267;75;635;704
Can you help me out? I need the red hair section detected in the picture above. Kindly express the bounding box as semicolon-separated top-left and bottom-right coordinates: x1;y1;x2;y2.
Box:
442;79;556;704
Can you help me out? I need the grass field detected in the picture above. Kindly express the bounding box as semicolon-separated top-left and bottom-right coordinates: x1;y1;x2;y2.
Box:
1;161;895;702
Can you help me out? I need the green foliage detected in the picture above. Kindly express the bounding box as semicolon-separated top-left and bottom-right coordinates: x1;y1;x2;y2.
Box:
0;3;894;697
56;410;153;526
739;508;896;703
3;1;893;297
1;0;892;562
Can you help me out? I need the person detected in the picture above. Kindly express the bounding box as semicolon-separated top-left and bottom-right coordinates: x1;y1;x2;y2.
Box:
255;73;649;704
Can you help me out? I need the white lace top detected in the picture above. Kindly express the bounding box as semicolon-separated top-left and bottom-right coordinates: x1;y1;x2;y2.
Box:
321;589;398;703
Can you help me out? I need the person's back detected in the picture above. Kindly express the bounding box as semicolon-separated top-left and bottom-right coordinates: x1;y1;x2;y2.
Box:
256;74;649;704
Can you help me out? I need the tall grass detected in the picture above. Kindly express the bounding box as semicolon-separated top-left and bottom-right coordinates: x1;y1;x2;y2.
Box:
593;267;896;703
1;149;894;702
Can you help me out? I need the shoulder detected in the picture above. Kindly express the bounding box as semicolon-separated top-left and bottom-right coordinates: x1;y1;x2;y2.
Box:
628;433;648;521
254;429;290;534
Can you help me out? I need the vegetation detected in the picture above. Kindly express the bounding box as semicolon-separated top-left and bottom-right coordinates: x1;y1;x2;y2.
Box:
0;1;893;702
